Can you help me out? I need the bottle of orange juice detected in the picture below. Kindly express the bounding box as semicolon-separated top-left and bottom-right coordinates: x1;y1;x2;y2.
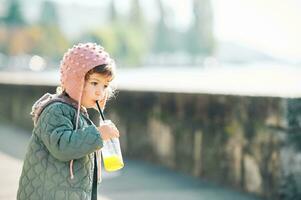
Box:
101;136;124;172
96;101;124;172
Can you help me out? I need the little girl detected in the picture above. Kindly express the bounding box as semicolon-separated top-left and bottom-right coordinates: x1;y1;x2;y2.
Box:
17;43;120;200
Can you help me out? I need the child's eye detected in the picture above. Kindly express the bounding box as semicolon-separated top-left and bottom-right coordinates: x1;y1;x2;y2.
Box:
91;82;98;86
104;85;108;88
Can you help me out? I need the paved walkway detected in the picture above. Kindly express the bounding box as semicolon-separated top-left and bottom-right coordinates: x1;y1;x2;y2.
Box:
0;123;264;200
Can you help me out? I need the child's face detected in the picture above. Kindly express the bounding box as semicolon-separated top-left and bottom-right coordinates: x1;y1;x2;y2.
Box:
81;73;112;108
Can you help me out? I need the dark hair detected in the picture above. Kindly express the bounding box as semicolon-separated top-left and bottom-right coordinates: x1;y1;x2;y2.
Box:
85;64;115;81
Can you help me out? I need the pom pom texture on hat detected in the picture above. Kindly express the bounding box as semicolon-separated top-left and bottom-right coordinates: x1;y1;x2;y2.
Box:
60;42;114;102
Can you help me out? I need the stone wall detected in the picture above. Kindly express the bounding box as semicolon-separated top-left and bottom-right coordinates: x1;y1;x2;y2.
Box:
107;92;286;200
0;83;297;199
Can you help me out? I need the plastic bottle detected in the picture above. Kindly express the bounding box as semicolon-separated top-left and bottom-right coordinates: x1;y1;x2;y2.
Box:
96;101;124;172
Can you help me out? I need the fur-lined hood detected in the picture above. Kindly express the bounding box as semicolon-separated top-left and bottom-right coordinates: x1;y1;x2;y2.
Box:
30;92;87;126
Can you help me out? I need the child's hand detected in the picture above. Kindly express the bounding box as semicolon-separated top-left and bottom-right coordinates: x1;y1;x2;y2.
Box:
97;121;119;141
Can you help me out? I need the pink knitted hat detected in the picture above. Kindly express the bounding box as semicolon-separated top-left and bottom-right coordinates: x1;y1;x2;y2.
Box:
60;42;114;104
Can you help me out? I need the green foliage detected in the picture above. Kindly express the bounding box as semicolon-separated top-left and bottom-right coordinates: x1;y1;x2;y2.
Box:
184;0;215;55
35;26;69;60
0;0;216;66
3;0;25;27
0;1;68;61
108;0;118;23
39;1;59;26
34;1;68;60
78;0;149;66
152;0;173;53
79;23;147;66
129;0;145;29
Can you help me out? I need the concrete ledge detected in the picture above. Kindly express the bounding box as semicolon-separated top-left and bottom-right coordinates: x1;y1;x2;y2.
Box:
0;65;300;98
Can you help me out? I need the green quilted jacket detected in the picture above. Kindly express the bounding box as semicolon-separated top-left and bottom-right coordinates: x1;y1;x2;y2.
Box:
17;92;103;200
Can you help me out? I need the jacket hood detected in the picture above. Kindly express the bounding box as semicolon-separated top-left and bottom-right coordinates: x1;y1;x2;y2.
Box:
31;92;87;126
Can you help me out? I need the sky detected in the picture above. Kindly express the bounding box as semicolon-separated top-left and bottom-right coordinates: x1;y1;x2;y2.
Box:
212;0;301;62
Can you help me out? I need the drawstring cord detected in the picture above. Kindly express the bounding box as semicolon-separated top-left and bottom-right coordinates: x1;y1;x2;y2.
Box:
69;160;74;179
70;151;102;182
69;83;102;182
69;83;84;180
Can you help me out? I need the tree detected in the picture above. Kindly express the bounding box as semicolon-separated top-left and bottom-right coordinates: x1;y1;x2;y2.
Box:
34;1;69;60
39;1;59;26
3;0;25;27
152;0;173;53
185;0;215;55
129;0;144;29
108;0;118;23
1;0;26;55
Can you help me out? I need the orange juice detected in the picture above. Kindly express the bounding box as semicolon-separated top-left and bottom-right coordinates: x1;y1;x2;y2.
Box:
103;155;124;172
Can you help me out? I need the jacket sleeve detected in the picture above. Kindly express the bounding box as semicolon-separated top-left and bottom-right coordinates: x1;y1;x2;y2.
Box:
37;102;103;162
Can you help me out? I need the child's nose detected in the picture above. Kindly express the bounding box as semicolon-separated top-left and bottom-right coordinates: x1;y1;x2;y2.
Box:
95;87;104;97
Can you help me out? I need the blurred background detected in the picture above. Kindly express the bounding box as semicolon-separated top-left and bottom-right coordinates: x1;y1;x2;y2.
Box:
0;0;301;200
0;0;301;70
